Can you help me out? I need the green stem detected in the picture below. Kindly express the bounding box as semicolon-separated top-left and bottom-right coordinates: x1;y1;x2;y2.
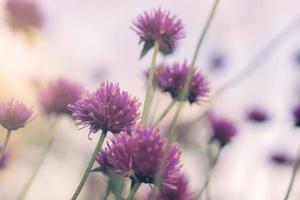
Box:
141;41;160;125
154;100;176;126
126;182;141;200
0;130;11;160
196;147;221;200
71;130;108;200
18;117;60;200
283;149;300;200
100;184;111;200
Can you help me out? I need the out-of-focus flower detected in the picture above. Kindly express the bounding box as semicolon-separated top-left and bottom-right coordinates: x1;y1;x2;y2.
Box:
270;152;294;166
208;112;237;147
38;78;83;115
132;8;185;58
0;100;32;131
0;146;9;169
96;126;182;190
293;51;300;65
246;107;269;123
155;174;192;200
292;104;300;127
5;0;43;30
155;62;209;104
69;82;141;138
209;53;225;71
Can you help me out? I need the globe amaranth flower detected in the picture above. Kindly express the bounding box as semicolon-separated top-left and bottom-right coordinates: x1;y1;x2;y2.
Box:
292;104;300;127
69;82;141;138
208;112;237;147
38;78;83;115
132;8;185;58
270;152;294;166
6;0;43;30
153;174;192;200
155;62;209;104
0;100;33;131
96;126;182;191
246;107;269;123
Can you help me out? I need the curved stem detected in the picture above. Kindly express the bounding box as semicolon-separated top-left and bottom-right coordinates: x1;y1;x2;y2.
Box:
71;130;107;200
18;117;60;200
283;149;300;200
154;100;176;126
126;181;141;200
141;41;160;125
0;130;11;160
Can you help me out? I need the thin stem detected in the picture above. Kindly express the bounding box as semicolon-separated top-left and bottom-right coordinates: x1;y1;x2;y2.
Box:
150;1;221;199
283;149;300;200
154;100;176;126
195;147;221;200
148;88;159;124
100;184;111;200
141;41;160;125
126;181;141;200
71;130;108;200
0;130;11;160
17;117;60;200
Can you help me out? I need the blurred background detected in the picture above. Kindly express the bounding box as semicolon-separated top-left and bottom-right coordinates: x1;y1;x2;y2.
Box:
1;0;300;199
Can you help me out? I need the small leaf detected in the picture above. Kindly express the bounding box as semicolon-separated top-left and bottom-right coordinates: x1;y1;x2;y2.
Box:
140;40;155;59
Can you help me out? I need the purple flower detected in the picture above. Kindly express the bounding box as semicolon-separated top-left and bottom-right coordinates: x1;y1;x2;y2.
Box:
69;82;141;138
96;126;182;190
6;0;43;29
97;133;133;177
247;107;269;123
292;104;300;127
132;8;185;58
155;62;209;104
208;112;237;147
0;146;9;169
0;100;33;131
155;174;192;200
270;152;294;166
38;78;83;115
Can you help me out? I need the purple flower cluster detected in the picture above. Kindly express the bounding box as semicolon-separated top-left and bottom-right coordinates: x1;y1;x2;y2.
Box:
6;0;43;29
155;62;209;104
132;8;185;58
97;126;182;192
0;100;32;131
38;78;83;115
69;82;141;137
208;112;237;147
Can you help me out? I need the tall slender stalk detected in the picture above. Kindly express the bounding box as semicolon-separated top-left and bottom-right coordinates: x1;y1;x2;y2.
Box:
141;41;160;125
0;130;11;160
282;149;300;200
150;2;221;199
100;184;111;200
154;100;176;126
18;117;60;200
71;130;108;200
126;181;141;200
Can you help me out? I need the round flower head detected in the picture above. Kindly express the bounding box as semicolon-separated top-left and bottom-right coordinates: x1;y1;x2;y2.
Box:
292;104;300;127
6;0;43;30
247;107;269;123
0;100;33;131
155;62;209;104
38;78;83;115
132;8;185;58
97;133;133;177
270;152;294;166
155;174;192;200
208;112;237;147
69;82;141;138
